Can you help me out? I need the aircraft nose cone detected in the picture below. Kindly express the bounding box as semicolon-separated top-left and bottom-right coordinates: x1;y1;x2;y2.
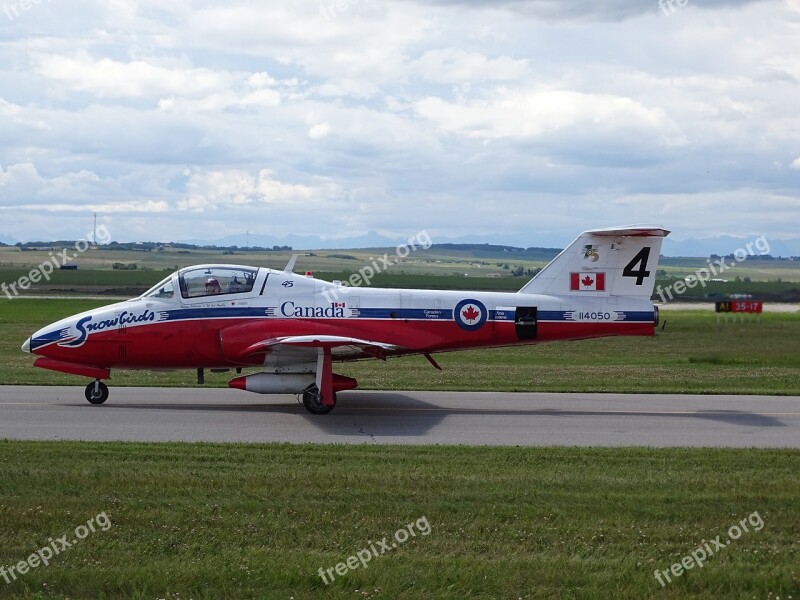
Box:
21;337;31;353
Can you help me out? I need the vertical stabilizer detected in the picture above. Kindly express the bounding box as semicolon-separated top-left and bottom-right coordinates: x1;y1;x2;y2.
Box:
518;226;670;300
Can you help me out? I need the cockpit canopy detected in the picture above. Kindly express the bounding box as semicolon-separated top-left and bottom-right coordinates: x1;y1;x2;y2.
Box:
142;266;259;301
142;275;175;299
180;266;257;298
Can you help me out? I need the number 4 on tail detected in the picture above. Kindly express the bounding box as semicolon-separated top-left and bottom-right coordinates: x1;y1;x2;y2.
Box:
622;247;652;286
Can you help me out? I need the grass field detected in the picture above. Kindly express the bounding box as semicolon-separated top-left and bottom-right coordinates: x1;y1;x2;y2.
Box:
4;299;800;395
0;441;797;599
2;242;800;277
0;246;543;279
3;242;800;300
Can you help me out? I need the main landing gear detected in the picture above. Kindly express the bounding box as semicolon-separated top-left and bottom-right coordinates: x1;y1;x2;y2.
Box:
85;380;109;405
299;347;339;415
302;384;337;415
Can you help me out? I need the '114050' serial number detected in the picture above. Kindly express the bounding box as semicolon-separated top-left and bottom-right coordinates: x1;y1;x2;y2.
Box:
576;312;613;320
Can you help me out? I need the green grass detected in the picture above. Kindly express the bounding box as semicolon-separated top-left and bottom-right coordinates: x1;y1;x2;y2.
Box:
3;259;800;298
0;268;166;288
0;247;538;280
4;299;800;395
0;442;797;599
0;268;527;296
4;266;800;300
654;277;800;302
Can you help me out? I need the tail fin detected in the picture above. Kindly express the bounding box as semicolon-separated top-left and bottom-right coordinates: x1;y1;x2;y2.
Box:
518;226;670;299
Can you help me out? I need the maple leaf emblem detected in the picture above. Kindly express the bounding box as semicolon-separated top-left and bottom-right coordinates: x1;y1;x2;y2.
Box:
462;305;480;322
581;276;594;287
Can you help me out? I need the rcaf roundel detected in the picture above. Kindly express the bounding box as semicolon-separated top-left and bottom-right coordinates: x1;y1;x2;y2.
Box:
454;299;488;331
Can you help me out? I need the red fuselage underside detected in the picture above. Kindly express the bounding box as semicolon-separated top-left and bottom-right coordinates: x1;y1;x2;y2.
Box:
33;317;654;370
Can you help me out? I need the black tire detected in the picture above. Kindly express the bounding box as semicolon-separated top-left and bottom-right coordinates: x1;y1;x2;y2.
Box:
85;381;109;405
302;385;336;415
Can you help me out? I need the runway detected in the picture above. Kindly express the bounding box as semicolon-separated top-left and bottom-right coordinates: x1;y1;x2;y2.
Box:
1;386;798;447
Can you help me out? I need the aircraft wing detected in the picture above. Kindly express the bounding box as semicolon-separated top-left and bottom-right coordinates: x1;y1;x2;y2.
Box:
239;335;402;368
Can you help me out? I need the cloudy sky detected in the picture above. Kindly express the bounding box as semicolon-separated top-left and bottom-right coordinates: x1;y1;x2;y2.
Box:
0;0;799;247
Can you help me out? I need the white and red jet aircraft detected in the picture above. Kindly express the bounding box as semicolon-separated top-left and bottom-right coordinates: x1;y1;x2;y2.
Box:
22;226;668;414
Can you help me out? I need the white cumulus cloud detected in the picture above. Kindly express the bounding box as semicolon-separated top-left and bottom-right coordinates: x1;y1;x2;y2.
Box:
308;122;332;139
415;87;681;143
410;49;529;83
35;52;236;98
177;169;338;212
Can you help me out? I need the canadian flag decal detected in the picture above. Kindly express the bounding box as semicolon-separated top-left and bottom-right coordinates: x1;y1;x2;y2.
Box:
570;272;606;291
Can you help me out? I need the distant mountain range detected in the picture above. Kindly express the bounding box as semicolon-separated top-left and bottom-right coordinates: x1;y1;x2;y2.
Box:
4;231;800;257
661;236;800;258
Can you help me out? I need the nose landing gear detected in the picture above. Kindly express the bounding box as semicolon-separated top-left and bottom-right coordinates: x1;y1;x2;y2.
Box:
85;380;109;405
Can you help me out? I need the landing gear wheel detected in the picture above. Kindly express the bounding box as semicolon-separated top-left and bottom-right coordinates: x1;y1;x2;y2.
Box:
85;381;109;405
302;385;336;415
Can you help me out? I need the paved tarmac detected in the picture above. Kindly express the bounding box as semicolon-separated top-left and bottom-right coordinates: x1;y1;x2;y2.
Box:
1;386;798;447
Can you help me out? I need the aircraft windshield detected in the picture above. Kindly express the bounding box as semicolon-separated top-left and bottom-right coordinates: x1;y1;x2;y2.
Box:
179;267;257;299
142;275;175;299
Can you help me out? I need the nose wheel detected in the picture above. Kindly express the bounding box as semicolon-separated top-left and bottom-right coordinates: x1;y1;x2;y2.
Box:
85;381;109;405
